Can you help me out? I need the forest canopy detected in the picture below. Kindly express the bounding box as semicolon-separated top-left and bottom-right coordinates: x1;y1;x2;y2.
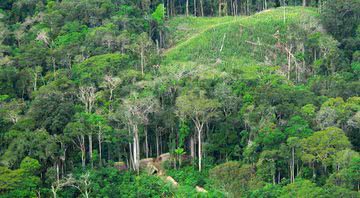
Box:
0;0;359;197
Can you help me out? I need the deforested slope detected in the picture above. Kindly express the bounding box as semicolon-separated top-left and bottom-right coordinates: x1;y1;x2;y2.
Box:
163;7;322;80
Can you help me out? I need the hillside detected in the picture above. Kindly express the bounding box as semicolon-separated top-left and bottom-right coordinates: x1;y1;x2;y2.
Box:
163;7;319;79
0;1;359;197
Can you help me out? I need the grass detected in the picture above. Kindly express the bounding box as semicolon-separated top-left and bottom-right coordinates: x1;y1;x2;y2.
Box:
162;7;319;80
165;16;239;48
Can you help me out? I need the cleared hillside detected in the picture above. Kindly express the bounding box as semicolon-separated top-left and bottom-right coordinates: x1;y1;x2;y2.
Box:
165;16;240;49
162;7;320;79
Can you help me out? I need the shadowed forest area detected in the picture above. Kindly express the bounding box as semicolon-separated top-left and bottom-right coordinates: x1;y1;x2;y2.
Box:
0;0;359;197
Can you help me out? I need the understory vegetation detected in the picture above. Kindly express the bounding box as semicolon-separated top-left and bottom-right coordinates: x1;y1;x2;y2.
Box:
0;0;359;197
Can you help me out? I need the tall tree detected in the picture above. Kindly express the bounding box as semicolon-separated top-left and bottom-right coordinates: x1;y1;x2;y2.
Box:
301;127;351;178
78;86;97;167
130;33;152;76
120;91;158;173
176;89;219;171
65;121;87;168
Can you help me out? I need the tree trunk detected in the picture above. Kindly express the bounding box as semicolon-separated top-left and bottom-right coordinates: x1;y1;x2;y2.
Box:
291;147;295;183
297;160;299;177
234;0;239;15
264;0;267;10
56;162;60;183
109;88;114;112
287;44;292;80
52;57;56;78
159;31;163;48
200;0;204;16
140;47;144;76
171;0;176;16
194;0;197;16
186;0;189;16
160;131;163;154
33;73;38;91
167;0;170;17
219;0;222;16
145;127;149;158
84;190;89;198
155;39;160;55
190;135;195;161
278;171;281;183
62;150;65;175
88;135;93;168
312;163;316;179
129;142;134;170
246;0;250;15
272;172;276;184
156;131;160;157
195;122;204;172
80;135;86;169
303;0;306;7
107;142;111;161
98;133;102;167
198;129;202;172
51;187;57;198
133;125;140;174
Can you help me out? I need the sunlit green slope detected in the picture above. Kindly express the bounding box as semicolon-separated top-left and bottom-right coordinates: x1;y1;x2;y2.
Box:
163;7;319;79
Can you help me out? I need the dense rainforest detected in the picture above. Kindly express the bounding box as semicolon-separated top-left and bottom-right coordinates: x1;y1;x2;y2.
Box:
0;0;359;197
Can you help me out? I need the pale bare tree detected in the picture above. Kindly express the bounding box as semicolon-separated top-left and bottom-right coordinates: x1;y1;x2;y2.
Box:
121;92;159;173
36;30;50;46
102;75;121;111
51;174;77;198
55;172;92;198
65;122;87;168
78;86;97;167
176;90;219;171
78;86;96;114
73;172;91;198
0;99;25;124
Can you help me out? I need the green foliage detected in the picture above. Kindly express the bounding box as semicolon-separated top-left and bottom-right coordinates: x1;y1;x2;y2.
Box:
28;78;75;134
167;166;208;187
285;116;313;138
280;179;326;198
0;157;40;197
178;121;190;148
250;184;283;198
300;127;351;169
0;166;23;192
152;4;165;24
209;162;255;197
20;156;40;173
86;168;172;197
0;1;359;197
72;53;129;86
327;157;360;191
321;0;360;41
176;89;220;121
